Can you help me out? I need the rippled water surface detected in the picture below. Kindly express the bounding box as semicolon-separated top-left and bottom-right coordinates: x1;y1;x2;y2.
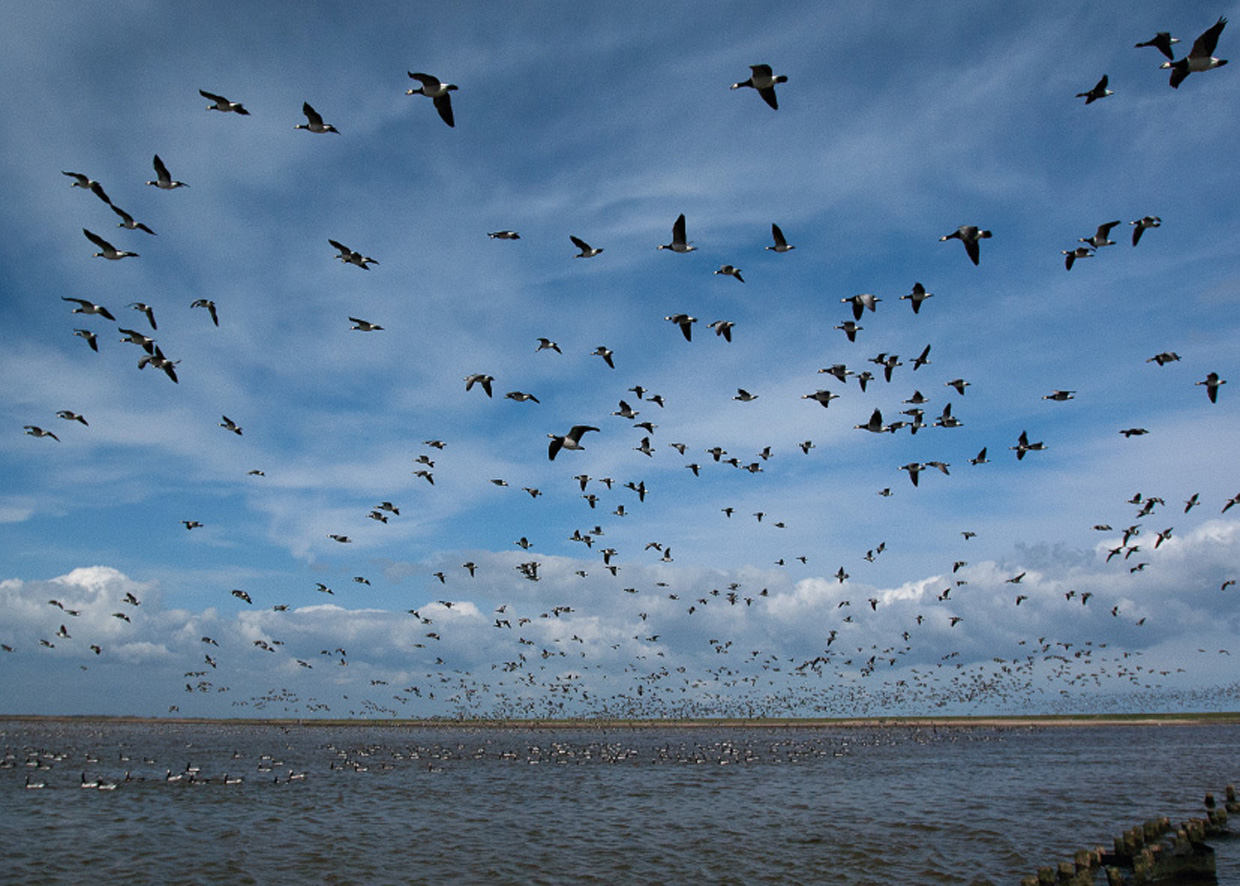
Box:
2;721;1237;885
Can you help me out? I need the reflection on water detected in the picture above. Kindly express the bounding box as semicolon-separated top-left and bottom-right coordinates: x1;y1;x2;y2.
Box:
2;721;1237;886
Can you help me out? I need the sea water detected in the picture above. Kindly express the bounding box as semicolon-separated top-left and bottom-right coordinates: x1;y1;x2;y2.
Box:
2;720;1237;885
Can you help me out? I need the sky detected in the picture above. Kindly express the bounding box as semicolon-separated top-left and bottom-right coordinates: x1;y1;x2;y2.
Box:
2;1;1239;720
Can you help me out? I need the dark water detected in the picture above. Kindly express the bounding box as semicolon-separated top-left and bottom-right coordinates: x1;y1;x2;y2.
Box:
2;720;1237;885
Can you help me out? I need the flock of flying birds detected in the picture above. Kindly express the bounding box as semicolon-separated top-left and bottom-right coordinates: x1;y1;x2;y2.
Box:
12;16;1239;720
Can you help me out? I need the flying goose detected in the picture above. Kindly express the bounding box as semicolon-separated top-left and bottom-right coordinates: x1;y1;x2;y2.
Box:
1130;216;1161;246
128;302;157;329
83;229;138;260
854;408;887;433
802;390;839;408
1146;351;1180;365
73;328;99;351
464;373;494;397
1162;17;1228;88
63;297;116;320
200;89;250;114
24;426;60;441
1062;246;1093;270
842;293;880;321
219;415;243;435
349;317;383;331
1197;372;1225;403
939;225;991;265
665;313;697;340
488;230;520;239
548;425;599;461
56;410;88;425
592;346;615;368
535;338;561;353
731;64;787;109
146;155;188;189
110;204;156;234
1080;221;1121;247
406;72;457;127
766;223;795;252
329;239;378;268
1076;74;1113;103
658;213;695;252
1135;32;1181;60
62;171;111;204
1011;430;1046;459
296;102;338;133
714;264;744;282
570;235;603;258
190;299;219;326
708;320;734;341
900;282;933;313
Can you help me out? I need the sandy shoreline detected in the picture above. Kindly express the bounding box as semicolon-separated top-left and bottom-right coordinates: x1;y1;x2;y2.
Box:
2;712;1238;729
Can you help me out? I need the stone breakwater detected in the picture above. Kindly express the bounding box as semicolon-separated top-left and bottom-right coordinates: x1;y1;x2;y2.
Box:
1022;785;1238;885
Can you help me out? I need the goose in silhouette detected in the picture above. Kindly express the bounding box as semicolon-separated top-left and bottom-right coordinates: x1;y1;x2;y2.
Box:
900;282;932;313
219;416;243;435
665;313;696;340
802;390;839;408
1011;430;1046;459
658;214;695;252
191;299;219;326
766;223;795;252
110;204;156;234
329;239;378;269
488;230;520;239
200;89;249;114
464;374;494;397
1043;390;1075;401
128;302;157;329
296;102;338;133
406;72;457;126
708;320;734;341
1076;74;1113;103
899;462;924;486
535;338;561;353
71;328;95;352
969;447;989;465
1135;32;1181;60
83;229;137;260
57;410;88;425
854;408;887;433
548;425;598;460
24;426;60;441
939;225;991;265
505;391;539;403
1197;372;1225;403
1162;17;1228;88
1146;351;1180;366
1131;216;1161;246
731;64;786;109
1080;221;1121;248
733;388;758;402
63;171;111;204
835;320;862;342
1062;246;1093;270
714;264;744;282
146;155;187;189
349;317;383;331
593;346;615;368
63;297;116;321
842;293;880;321
570;235;603;258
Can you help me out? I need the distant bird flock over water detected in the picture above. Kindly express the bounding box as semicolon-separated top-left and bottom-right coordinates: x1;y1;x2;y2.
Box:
15;15;1239;719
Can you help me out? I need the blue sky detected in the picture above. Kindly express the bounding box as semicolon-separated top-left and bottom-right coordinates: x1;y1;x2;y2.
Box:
2;1;1239;719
